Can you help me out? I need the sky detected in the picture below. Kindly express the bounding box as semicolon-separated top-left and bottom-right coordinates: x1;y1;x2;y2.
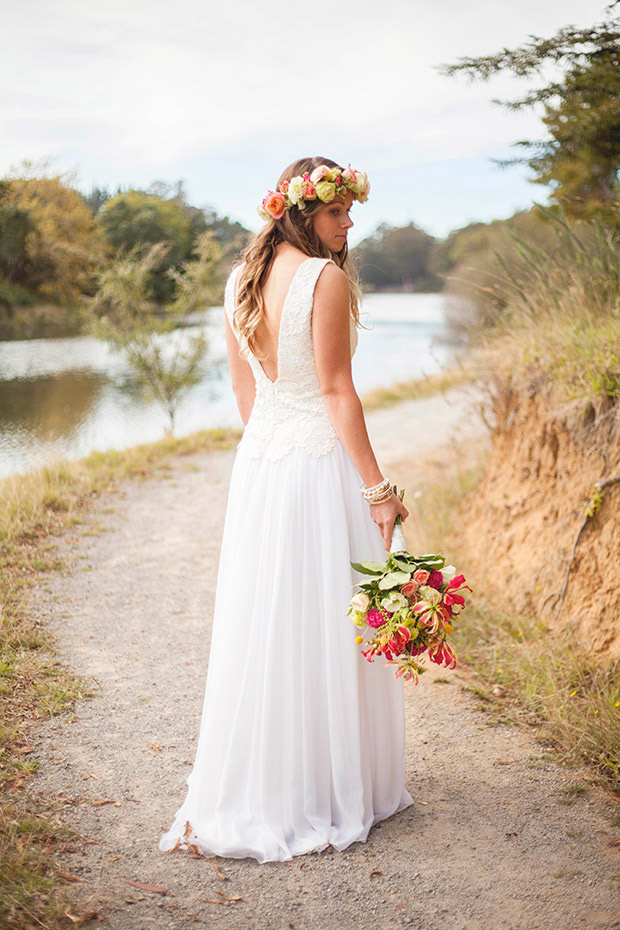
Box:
1;0;611;245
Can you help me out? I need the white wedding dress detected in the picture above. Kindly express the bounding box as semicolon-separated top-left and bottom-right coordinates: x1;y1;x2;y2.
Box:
159;256;413;863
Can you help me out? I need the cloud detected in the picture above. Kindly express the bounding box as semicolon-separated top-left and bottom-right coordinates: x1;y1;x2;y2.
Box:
1;0;609;236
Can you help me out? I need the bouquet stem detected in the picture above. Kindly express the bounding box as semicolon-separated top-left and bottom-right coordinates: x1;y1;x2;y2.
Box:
389;522;407;553
389;485;407;553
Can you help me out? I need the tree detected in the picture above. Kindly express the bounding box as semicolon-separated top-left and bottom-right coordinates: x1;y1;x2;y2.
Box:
83;185;114;215
97;190;193;302
0;170;106;305
0;181;33;290
428;209;561;334
86;231;222;435
436;1;620;220
352;222;441;291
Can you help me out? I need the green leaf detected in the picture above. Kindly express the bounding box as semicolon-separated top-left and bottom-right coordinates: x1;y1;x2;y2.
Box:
392;558;413;572
378;571;411;589
350;560;387;575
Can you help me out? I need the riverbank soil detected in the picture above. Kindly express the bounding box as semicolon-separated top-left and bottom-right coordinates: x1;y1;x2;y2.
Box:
457;388;620;660
24;390;620;930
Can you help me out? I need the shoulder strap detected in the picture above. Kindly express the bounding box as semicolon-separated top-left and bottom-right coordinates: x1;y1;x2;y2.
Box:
290;257;334;312
224;263;244;335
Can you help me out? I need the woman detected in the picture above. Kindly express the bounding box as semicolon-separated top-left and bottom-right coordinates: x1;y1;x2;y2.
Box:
159;156;414;864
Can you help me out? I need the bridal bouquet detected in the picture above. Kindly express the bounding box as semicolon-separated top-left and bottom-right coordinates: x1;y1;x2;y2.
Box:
348;486;471;683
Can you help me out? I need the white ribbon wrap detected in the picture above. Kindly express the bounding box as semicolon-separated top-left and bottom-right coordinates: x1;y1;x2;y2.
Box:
389;522;407;553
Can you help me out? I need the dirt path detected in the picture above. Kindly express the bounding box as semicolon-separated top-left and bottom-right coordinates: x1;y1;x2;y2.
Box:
27;388;620;930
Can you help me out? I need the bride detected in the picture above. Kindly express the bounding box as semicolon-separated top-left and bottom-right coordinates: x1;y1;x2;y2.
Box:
159;156;414;863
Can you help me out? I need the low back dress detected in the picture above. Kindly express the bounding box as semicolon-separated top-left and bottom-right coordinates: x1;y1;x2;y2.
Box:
159;256;414;863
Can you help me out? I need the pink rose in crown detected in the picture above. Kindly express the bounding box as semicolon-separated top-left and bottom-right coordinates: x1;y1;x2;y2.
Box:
263;191;286;219
280;180;290;192
310;165;330;184
342;165;357;181
400;580;419;599
428;570;443;589
366;608;388;629
302;181;316;199
413;569;430;585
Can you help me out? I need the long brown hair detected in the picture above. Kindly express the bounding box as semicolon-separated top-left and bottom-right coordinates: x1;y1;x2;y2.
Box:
233;156;364;362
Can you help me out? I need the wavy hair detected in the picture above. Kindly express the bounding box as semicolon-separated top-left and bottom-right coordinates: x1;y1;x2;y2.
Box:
233;156;364;362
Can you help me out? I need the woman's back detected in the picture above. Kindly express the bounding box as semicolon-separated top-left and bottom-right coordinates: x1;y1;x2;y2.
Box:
225;253;358;462
253;248;310;384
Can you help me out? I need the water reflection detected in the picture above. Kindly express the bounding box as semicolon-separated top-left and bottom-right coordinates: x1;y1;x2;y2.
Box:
0;293;457;477
1;371;103;439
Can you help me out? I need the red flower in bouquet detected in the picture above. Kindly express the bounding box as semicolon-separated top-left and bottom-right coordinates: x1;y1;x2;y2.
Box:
428;639;457;669
427;570;443;589
443;575;471;613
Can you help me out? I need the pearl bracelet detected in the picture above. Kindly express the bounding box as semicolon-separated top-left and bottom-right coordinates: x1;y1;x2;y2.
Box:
360;476;394;503
367;487;395;505
361;476;390;494
360;481;389;501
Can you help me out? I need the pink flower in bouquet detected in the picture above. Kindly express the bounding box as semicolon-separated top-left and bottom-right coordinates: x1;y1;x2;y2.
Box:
443;574;471;613
428;639;457;669
413;591;449;635
413;569;430;585
428;570;443;589
367;608;388;629
400;580;419;599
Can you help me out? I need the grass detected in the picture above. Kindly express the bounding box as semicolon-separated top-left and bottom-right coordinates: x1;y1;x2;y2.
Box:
452;601;620;786
471;207;620;406
405;445;620;792
360;363;477;411
0;425;242;929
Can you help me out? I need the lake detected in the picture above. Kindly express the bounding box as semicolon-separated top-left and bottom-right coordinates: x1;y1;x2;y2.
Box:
0;293;459;478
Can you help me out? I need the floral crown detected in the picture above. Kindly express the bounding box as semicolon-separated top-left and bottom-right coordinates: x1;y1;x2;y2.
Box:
257;163;370;221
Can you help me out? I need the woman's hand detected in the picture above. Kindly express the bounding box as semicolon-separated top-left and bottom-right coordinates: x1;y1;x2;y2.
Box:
369;493;409;551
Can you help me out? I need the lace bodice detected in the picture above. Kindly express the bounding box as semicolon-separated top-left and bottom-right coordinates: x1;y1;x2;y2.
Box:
224;257;358;461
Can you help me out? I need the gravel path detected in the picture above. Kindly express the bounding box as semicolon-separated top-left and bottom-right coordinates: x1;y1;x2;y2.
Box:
27;388;620;930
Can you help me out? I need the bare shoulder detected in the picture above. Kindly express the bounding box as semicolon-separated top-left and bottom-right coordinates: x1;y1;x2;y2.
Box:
314;260;350;302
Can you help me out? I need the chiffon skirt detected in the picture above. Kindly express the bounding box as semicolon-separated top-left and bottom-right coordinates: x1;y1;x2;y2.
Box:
159;438;413;863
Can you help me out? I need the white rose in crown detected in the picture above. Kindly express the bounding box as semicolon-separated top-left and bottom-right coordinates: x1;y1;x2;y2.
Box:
287;176;305;206
353;172;370;202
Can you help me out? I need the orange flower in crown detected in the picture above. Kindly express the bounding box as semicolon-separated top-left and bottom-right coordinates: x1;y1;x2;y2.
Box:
257;164;370;221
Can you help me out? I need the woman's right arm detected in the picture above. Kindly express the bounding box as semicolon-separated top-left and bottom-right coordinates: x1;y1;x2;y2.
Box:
312;263;408;549
224;312;256;426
